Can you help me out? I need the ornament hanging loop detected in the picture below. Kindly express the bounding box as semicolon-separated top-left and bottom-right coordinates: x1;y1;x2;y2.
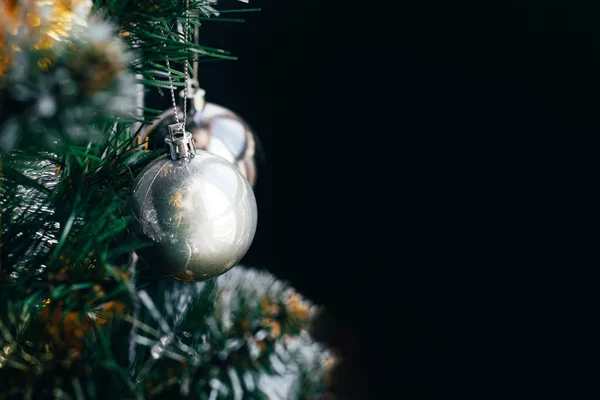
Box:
165;123;196;160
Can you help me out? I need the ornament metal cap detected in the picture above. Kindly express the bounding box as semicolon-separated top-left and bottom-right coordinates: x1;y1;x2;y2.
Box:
165;123;196;160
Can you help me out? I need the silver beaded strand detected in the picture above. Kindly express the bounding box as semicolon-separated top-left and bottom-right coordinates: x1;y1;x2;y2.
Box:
165;0;190;127
163;0;195;161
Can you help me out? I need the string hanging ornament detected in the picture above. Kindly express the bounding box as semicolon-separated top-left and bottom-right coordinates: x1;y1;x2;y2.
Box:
139;23;257;187
128;2;257;282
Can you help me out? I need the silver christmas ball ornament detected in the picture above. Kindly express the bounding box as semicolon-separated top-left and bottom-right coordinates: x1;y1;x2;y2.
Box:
129;123;257;281
140;87;257;186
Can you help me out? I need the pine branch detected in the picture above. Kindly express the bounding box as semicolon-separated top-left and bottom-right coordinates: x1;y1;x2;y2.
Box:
0;1;334;399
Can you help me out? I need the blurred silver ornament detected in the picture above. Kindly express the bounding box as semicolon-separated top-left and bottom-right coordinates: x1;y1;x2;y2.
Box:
129;123;257;281
140;86;257;186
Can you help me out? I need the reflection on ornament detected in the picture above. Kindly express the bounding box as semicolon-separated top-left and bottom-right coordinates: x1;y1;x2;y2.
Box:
129;124;257;282
140;88;257;186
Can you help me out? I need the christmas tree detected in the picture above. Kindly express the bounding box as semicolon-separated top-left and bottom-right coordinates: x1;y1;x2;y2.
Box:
0;1;334;398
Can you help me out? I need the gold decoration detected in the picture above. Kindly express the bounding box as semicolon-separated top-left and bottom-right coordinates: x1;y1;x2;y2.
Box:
285;292;311;320
322;354;337;386
93;300;126;325
36;0;92;30
174;270;196;282
257;340;266;352
262;318;281;338
239;319;249;331
259;296;282;315
35;296;126;362
0;0;19;76
0;0;93;77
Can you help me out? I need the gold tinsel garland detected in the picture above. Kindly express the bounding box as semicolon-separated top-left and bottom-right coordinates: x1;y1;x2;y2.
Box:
0;0;93;76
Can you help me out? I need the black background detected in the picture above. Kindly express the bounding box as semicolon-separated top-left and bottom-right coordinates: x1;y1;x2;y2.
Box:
148;1;595;398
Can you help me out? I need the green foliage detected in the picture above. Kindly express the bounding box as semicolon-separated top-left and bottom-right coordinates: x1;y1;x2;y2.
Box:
94;0;252;94
128;267;332;399
0;1;332;399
